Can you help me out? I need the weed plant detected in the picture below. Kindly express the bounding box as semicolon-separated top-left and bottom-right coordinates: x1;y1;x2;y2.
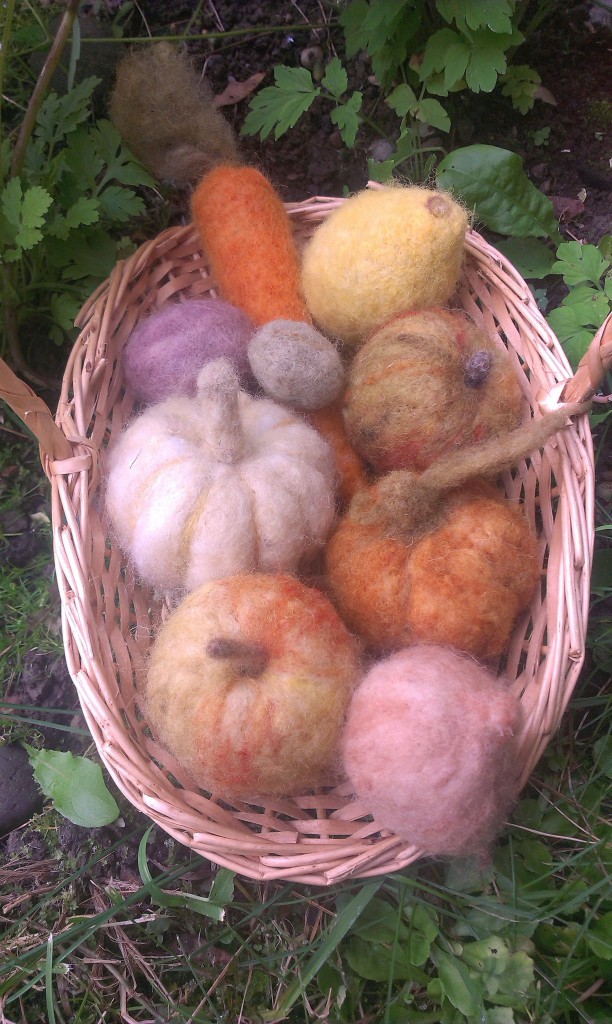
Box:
0;3;611;1023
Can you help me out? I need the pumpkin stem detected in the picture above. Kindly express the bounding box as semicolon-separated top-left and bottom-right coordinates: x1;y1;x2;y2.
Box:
206;636;269;678
350;405;582;542
195;358;245;463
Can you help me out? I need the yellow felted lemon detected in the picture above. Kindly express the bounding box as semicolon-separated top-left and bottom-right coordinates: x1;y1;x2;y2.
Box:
301;185;468;347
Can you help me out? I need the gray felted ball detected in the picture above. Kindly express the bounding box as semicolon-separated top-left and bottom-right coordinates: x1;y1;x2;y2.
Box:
247;320;345;410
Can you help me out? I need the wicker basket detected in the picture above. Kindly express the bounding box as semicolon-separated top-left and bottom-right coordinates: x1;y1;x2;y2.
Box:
1;192;611;886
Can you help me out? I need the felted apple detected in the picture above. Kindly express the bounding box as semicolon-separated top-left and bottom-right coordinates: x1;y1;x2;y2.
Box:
145;573;361;799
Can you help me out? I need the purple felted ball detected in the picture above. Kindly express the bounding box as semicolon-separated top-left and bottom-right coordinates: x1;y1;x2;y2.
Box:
122;298;255;404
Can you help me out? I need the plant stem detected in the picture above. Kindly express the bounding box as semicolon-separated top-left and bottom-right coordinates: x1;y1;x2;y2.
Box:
0;0;18;138
73;22;332;45
2;282;61;389
11;0;82;177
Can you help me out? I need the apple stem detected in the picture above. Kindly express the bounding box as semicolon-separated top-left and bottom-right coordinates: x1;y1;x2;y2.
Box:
206;637;268;678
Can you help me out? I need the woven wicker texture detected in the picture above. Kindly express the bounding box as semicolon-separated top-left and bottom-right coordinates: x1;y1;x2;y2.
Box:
1;193;611;885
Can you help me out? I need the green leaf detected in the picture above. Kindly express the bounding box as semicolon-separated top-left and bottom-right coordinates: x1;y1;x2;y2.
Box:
444;40;471;90
34;77;100;150
242;66;320;141
51;292;81;332
386;83;417;117
367;157;398;183
63;127;105;192
593;735;612;777
432;947;484;1016
137;827;227;920
465;31;512;93
46;228;118;280
599;234;612;261
24;745;119;826
92;120;157;188
340;0;420;86
339;0;370;57
344;935;418;982
66;196;100;229
98;185;145;223
209;867;235;906
494;238;556;278
546;307;593;368
437;0;514;34
551;241;610;286
0;179;53;252
501;65;541;115
412;97;451;132
419;28;464;81
436;145;559;237
322;57;348;100
330;92;363;148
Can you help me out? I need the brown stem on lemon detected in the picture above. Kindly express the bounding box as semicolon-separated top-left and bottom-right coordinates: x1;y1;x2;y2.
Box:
206;637;268;678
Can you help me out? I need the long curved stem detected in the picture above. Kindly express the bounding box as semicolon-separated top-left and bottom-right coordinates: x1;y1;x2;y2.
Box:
11;0;82;177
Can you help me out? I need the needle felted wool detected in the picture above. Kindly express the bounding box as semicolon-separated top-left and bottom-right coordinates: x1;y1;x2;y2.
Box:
341;645;523;857
247;320;345;410
191;165;311;327
122;298;255;404
145;573;361;798
324;408;578;657
325;479;540;658
344;308;524;473
104;358;336;595
109;44;241;184
305;403;370;507
301;185;468;347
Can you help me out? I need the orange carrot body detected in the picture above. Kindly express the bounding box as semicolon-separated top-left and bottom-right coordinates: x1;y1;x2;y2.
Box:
191;164;311;327
305;404;369;506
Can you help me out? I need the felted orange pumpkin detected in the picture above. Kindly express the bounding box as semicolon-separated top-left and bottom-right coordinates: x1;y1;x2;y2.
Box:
104;358;336;594
344;308;524;474
325;478;540;660
145;573;361;798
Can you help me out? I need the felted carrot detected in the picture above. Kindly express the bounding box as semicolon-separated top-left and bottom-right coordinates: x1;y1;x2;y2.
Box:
191;164;311;328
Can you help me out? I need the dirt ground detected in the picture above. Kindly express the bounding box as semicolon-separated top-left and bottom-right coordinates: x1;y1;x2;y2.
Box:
1;0;611;864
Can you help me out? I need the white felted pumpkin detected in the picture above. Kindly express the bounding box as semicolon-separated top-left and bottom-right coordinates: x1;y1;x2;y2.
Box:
104;358;336;593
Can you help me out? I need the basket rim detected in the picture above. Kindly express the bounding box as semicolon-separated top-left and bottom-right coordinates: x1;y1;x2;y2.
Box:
1;199;611;885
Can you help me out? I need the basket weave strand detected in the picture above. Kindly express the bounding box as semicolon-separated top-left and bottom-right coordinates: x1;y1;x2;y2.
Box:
1;195;611;884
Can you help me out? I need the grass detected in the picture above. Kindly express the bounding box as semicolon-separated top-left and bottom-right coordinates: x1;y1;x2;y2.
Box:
0;434;610;1021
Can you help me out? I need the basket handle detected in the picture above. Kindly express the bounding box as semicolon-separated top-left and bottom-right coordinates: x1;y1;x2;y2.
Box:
560;311;612;405
0;356;74;462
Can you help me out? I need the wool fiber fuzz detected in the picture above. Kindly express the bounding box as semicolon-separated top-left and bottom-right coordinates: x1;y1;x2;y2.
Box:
123;298;255;404
344;309;524;473
104;358;336;595
301;186;468;346
191;165;311;327
342;645;523;857
325;481;540;658
248;319;345;410
109;43;240;183
305;403;369;507
146;573;361;798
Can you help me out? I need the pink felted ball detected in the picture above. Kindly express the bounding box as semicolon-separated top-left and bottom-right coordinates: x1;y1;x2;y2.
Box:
342;645;523;857
122;298;255;404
